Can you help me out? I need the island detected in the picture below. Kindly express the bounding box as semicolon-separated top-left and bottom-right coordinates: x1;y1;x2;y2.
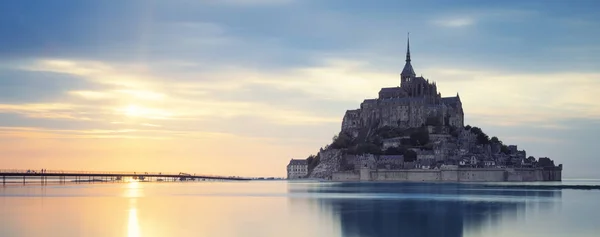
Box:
286;38;562;182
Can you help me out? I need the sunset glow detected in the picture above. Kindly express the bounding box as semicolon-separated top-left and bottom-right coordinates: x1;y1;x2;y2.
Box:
0;0;598;178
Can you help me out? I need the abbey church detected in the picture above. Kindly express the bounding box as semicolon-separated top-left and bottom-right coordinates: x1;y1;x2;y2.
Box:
341;38;464;135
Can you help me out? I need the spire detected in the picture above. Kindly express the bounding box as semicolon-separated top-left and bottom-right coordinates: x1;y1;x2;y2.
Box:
406;32;411;63
401;32;416;78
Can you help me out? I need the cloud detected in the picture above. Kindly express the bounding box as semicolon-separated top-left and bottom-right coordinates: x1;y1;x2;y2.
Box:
433;17;475;27
0;0;599;176
0;69;108;103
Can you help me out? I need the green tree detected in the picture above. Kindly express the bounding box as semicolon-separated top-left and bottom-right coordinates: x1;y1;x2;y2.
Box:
490;136;500;144
500;144;510;154
465;125;472;130
404;150;417;162
470;127;490;145
384;146;406;155
354;143;382;155
476;133;490;145
410;128;430;146
308;154;320;172
330;132;353;149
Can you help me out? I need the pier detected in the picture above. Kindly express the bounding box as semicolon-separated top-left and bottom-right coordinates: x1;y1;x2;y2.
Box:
0;169;250;185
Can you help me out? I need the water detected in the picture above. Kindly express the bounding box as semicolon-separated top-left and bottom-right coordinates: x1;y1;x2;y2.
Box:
1;180;600;237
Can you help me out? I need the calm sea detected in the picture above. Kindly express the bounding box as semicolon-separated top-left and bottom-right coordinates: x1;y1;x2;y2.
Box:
1;180;600;237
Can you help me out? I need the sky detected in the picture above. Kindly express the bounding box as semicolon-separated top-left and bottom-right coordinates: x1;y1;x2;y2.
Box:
0;0;599;178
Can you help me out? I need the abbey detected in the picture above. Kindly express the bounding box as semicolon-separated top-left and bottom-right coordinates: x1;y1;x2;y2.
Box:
287;37;562;182
342;38;464;135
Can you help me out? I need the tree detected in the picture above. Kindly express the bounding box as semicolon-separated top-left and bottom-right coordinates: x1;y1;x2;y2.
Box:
410;128;430;146
330;132;353;149
500;144;510;154
470;126;490;145
476;133;490;145
308;154;320;172
490;136;500;144
384;146;406;155
404;150;417;162
375;126;406;139
354;143;382;155
465;125;472;130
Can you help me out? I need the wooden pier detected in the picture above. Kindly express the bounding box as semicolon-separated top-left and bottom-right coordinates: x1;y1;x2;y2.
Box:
0;169;250;185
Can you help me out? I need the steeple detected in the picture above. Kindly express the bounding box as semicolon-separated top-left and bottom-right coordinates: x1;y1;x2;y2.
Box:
406;33;411;63
401;33;416;79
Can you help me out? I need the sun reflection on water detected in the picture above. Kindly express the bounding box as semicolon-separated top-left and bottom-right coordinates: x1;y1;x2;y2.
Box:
124;180;144;198
126;181;142;237
127;201;140;237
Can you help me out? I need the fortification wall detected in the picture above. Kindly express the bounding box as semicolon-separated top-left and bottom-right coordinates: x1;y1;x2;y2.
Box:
406;170;440;182
373;170;409;181
331;167;561;182
457;169;506;182
332;172;360;181
440;170;458;181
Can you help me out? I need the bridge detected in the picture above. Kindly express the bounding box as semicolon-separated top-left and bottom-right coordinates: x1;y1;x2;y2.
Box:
0;169;251;184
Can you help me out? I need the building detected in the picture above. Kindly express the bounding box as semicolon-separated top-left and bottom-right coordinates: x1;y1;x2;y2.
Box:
341;36;464;135
287;159;308;179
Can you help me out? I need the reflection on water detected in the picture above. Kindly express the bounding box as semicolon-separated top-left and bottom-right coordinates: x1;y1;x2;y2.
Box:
128;205;140;237
290;182;562;237
1;181;599;237
126;181;141;237
125;181;143;198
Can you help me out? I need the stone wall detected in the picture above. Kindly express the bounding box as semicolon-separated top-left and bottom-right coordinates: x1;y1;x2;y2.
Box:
332;167;562;182
332;171;360;181
457;169;506;182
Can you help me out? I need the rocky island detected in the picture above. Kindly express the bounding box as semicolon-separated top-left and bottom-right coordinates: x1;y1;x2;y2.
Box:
287;38;562;182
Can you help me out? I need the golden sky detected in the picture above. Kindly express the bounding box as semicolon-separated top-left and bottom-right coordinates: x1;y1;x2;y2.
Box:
1;0;599;177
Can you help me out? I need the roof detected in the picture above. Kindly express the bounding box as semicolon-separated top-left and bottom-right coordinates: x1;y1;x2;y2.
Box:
441;96;461;108
419;159;434;166
288;159;308;165
401;35;416;78
401;62;416;77
379;87;403;93
379;155;404;160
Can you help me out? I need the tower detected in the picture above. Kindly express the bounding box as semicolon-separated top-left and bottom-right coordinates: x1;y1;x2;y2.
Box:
400;33;416;87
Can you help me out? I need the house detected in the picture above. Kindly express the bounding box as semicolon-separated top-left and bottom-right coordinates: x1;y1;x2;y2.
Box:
470;156;478;165
287;159;308;179
416;159;434;169
483;160;496;167
417;150;435;160
377;155;404;169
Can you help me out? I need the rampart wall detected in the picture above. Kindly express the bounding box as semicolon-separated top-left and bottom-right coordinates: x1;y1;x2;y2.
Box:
332;168;562;182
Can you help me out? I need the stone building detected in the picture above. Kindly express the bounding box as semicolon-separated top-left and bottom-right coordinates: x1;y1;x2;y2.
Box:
341;37;464;135
377;155;404;169
287;159;308;179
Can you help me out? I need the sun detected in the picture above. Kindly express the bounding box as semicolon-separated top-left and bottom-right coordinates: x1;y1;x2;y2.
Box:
125;105;142;117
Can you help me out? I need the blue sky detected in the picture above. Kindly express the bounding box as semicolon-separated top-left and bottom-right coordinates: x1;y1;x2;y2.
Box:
0;0;599;177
